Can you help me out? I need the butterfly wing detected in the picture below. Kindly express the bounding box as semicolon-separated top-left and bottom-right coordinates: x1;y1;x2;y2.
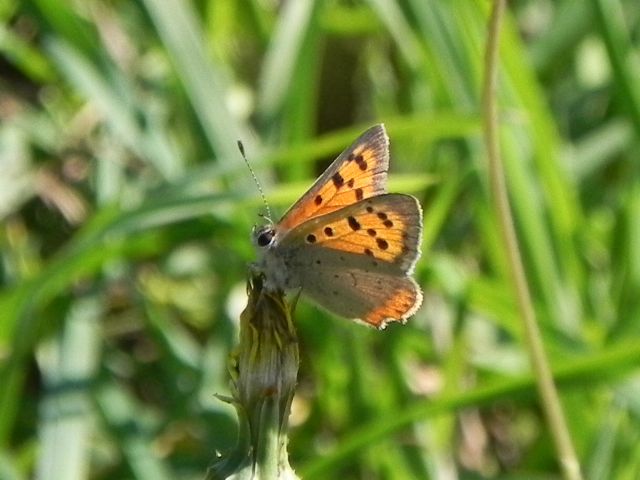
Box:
281;193;422;273
277;193;423;327
301;266;422;328
277;124;389;232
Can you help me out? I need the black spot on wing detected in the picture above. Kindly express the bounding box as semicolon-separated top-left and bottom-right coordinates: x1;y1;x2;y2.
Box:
354;154;367;171
332;172;344;188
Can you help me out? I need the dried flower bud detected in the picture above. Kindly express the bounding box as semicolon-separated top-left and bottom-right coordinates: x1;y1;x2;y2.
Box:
208;274;299;480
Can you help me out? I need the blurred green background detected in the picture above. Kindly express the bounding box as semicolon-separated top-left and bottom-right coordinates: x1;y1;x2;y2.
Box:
2;0;640;478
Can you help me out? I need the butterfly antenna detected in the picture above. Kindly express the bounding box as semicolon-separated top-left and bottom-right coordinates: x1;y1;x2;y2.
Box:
237;140;273;222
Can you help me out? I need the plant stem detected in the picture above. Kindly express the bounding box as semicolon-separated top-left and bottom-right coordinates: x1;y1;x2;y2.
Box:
482;2;583;479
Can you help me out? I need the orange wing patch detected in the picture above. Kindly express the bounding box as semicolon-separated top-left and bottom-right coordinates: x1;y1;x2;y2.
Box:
297;194;421;272
312;143;386;214
277;125;389;232
361;277;422;328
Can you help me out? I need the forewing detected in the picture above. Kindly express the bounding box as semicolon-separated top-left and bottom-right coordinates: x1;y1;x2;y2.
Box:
281;193;422;274
277;124;389;232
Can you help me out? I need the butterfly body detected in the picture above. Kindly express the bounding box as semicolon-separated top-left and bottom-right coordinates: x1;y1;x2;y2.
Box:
253;125;423;329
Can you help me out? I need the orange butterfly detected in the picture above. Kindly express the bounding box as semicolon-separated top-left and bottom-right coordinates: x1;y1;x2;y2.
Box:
253;124;422;329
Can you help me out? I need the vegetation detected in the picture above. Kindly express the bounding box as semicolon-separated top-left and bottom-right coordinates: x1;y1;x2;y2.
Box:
1;0;639;478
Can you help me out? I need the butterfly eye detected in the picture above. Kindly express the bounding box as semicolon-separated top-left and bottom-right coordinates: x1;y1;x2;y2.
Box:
256;228;275;247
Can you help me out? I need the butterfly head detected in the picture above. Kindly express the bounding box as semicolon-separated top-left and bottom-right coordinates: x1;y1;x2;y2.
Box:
252;224;277;248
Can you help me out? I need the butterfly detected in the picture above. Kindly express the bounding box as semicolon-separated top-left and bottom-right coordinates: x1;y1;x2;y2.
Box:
252;124;422;329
